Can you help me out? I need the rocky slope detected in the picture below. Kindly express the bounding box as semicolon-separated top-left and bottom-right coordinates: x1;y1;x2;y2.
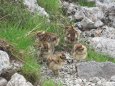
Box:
62;0;115;58
40;0;115;86
0;0;115;86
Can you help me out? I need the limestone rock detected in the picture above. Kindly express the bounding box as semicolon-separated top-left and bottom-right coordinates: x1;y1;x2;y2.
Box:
77;61;115;79
24;0;49;17
7;73;33;86
110;75;115;82
90;37;115;58
101;26;115;39
102;82;115;86
0;77;7;86
0;50;10;75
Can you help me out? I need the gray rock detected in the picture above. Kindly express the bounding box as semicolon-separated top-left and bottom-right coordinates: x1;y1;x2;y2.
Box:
7;73;33;86
41;61;115;86
80;17;96;29
96;1;115;27
90;37;115;58
94;20;104;27
82;7;104;21
1;60;23;80
101;26;115;39
0;77;7;86
110;75;115;82
97;0;115;3
77;61;115;79
107;6;115;28
0;50;10;75
62;0;115;30
24;0;49;17
81;26;115;38
89;77;100;83
80;7;104;29
102;82;115;86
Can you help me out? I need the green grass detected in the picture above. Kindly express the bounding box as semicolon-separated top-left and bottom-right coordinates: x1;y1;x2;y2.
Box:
77;0;96;7
87;48;115;63
0;0;31;28
21;55;41;83
37;0;60;14
42;79;62;86
0;9;65;85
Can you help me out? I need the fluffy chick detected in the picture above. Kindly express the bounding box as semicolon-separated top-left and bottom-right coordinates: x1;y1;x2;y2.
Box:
64;25;80;44
72;43;87;62
47;52;66;75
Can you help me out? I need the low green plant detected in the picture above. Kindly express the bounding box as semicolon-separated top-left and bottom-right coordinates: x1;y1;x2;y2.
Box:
87;48;115;63
42;79;62;86
77;0;95;7
21;55;41;83
0;0;32;28
37;0;60;14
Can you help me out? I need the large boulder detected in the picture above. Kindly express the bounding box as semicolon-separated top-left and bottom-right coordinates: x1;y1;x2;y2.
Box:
89;37;115;58
0;50;10;75
77;61;115;79
7;73;33;86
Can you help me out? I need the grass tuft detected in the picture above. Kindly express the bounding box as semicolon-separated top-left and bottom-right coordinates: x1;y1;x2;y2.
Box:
77;0;95;7
42;79;62;86
87;48;115;63
21;55;41;84
37;0;60;14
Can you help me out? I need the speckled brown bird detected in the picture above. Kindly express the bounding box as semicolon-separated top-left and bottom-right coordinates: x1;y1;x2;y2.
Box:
72;43;87;61
47;52;66;75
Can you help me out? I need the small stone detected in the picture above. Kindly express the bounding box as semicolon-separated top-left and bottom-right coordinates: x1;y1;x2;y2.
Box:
0;50;10;75
0;77;7;86
89;77;100;83
97;80;102;85
75;84;81;86
102;82;115;86
110;75;115;82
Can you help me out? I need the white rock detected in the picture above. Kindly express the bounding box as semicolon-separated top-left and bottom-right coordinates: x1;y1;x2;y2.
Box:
90;37;115;58
0;77;7;86
62;1;70;9
75;84;81;86
80;17;95;29
67;3;77;14
75;78;82;84
111;75;115;82
101;26;115;39
0;50;10;75
94;20;104;27
97;80;102;85
102;82;115;86
7;73;33;86
96;0;115;3
24;0;49;17
89;77;100;83
82;7;104;21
